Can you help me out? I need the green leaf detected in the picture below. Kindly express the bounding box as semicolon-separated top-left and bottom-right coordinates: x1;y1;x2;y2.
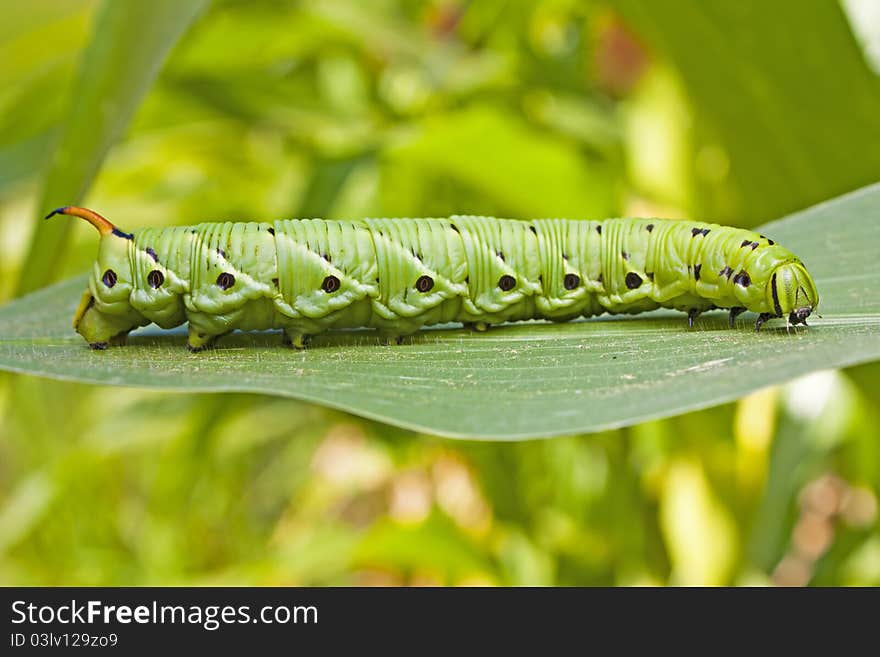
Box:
1;184;878;440
16;0;207;295
611;0;880;223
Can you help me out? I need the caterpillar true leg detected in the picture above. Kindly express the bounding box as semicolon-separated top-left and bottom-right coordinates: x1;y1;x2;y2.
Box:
754;313;773;332
686;308;702;329
728;307;746;328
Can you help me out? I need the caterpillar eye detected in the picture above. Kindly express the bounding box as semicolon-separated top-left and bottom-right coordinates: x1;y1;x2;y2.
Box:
322;275;340;293
563;273;580;290
216;272;235;290
415;275;434;293
147;270;164;289
498;275;516;291
102;269;117;288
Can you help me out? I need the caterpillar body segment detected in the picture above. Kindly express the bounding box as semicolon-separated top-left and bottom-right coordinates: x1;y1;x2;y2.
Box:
49;207;819;350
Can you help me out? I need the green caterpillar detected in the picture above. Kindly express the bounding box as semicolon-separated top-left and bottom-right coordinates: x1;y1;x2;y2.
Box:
48;206;819;351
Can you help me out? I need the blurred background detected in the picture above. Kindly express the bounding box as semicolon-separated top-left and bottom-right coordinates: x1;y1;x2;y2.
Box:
1;0;879;585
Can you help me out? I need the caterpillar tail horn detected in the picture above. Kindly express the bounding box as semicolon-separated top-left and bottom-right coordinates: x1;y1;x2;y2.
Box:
44;205;131;238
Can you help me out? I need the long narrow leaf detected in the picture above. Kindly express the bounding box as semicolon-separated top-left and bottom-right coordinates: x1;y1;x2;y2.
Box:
16;0;207;295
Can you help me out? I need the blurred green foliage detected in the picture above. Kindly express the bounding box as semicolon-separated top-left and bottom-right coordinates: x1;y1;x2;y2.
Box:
0;0;878;585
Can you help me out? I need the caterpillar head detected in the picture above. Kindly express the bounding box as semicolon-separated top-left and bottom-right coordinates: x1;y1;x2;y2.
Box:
768;261;819;326
46;206;146;347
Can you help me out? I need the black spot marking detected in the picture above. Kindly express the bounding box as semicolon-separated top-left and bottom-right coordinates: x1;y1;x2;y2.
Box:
702;229;710;236
563;273;580;290
562;252;568;260
733;270;751;287
145;247;158;262
147;270;164;289
323;253;331;262
741;239;751;248
415;275;434;293
464;276;469;284
322;275;340;293
268;227;275;235
216;272;235;290
190;229;197;234
450;224;460;233
692;228;701;237
102;269;117;288
625;272;643;289
621;251;630;260
529;225;537;235
646;272;654;281
498;275;516;291
595;225;602;234
112;228;133;240
768;239;775;246
496;250;505;262
751;242;759;250
771;273;782;317
272;278;279;287
694;264;702;281
217;249;226;258
597;273;604;284
646;224;654;232
720;266;733;279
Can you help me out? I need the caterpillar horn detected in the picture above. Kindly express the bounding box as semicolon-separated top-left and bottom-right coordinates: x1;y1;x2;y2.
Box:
45;205;132;239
